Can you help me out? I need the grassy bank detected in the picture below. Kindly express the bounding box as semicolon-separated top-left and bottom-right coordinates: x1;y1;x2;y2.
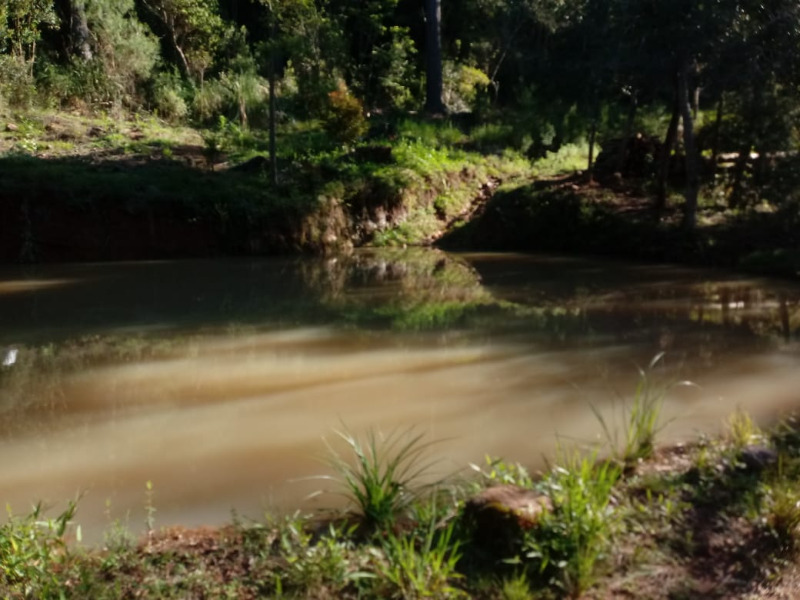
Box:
2;107;799;280
4;382;800;598
0;111;532;262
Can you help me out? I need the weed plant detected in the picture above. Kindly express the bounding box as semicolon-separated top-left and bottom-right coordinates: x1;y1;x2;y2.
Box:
278;517;367;595
524;448;621;598
726;407;764;448
0;501;78;598
375;516;465;599
323;428;439;532
593;353;693;467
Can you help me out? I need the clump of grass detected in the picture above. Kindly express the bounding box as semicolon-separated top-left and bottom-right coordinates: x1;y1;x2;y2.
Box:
765;482;800;551
277;517;367;595
524;448;621;598
396;118;465;148
593;353;694;468
375;515;465;599
531;143;593;177
323;427;439;532
726;407;764;449
500;571;534;600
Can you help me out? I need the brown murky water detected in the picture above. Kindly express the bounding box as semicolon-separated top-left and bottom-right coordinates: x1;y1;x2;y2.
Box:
0;249;798;542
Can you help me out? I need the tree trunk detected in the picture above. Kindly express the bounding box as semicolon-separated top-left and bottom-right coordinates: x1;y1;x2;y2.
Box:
730;143;751;208
678;64;699;231
709;94;723;178
170;29;191;79
70;0;92;61
615;94;638;174
423;0;445;114
268;16;278;186
587;119;597;181
654;90;680;215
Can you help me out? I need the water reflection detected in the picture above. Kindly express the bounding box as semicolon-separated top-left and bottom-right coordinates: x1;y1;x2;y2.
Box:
0;250;799;542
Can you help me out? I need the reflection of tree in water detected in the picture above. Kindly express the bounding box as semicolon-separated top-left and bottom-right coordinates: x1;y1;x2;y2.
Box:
297;248;504;330
464;256;800;375
298;250;800;357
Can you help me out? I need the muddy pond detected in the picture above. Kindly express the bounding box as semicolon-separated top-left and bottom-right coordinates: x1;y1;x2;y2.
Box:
0;249;798;542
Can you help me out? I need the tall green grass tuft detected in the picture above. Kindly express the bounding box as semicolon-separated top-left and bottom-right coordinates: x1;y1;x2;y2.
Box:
524;448;621;598
726;407;764;449
593;353;693;467
324;428;439;532
375;516;465;599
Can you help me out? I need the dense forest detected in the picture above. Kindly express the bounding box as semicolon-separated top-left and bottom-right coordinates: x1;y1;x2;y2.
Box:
1;0;799;268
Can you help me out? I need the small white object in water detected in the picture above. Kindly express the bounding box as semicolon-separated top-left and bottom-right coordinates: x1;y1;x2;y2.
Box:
2;347;18;367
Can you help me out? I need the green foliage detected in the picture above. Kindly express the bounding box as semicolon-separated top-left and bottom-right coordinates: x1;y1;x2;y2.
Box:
372;25;417;109
193;78;227;123
278;517;365;594
0;54;35;108
323;85;368;146
500;572;535;600
151;71;189;122
140;0;228;82
324;427;437;532
397;118;465;148
0;501;77;598
470;456;534;489
531;143;592;177
1;0;57;63
524;449;621;597
726;408;764;449
375;517;465;599
217;66;268;128
765;482;800;551
442;62;490;113
470;123;516;152
86;0;160;103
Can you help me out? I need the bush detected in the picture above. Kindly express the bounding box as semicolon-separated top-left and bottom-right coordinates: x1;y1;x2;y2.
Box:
151;73;189;122
0;56;36;109
324;85;369;146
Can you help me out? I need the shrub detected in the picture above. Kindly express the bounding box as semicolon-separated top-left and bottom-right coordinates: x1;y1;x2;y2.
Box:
442;62;490;113
324;84;368;146
151;72;189;123
0;56;36;109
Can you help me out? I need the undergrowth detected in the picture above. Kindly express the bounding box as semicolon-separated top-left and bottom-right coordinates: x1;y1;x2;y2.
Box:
2;400;800;598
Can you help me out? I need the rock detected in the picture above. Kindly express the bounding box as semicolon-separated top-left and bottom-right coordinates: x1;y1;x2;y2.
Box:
5;123;18;132
466;485;552;529
463;485;551;554
739;444;778;472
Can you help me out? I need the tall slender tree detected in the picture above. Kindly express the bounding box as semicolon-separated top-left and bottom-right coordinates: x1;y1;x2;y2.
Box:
423;0;444;113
